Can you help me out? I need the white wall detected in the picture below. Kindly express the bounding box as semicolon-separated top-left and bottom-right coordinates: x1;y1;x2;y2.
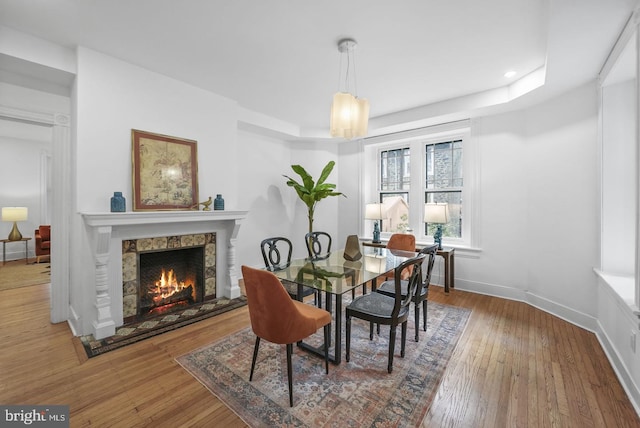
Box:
455;83;599;323
236;130;295;266
602;79;636;275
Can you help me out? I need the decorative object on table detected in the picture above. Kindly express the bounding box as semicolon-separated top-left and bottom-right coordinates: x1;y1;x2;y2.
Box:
110;192;126;212
283;161;345;238
131;129;198;211
343;234;362;261
213;194;224;210
176;301;470;427
2;207;28;241
330;38;369;139
425;202;449;250
198;196;212;211
365;203;388;244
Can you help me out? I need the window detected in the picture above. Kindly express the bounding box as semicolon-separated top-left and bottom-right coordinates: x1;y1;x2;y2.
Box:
380;148;410;233
363;122;474;248
425;140;463;238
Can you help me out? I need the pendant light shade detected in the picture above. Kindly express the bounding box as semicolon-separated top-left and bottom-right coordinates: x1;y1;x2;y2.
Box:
330;38;369;139
330;92;369;139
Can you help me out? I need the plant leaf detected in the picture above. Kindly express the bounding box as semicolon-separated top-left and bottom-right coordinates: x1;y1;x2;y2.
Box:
316;161;335;186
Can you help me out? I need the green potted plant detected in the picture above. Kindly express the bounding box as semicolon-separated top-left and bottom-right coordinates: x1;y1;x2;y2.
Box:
283;161;346;239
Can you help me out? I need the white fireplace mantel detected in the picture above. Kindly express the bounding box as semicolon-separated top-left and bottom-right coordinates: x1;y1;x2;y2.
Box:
81;210;249;227
80;210;248;339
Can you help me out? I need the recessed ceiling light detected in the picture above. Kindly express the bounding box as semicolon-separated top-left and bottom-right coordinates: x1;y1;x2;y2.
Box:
504;70;517;78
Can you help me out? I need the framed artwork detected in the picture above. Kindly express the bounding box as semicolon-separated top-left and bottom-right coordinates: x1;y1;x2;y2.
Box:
131;129;199;211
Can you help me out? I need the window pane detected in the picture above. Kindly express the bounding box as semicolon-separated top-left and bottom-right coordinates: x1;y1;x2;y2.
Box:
381;148;410;191
425;191;462;238
425;140;463;190
380;193;409;233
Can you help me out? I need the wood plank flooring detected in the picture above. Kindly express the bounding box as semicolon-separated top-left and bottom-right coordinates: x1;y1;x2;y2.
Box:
1;279;639;427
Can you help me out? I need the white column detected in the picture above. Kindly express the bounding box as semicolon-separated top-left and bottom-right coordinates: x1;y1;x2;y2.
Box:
92;226;116;339
226;218;244;299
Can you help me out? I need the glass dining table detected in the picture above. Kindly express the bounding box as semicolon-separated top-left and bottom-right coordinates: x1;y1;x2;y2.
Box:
271;245;419;364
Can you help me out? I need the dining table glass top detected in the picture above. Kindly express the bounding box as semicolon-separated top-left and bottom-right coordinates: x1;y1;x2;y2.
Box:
271;246;418;296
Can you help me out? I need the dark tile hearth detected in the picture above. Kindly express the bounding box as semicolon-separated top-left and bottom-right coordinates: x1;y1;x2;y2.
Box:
79;296;247;358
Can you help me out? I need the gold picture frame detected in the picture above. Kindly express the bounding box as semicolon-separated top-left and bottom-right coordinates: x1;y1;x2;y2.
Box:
132;129;198;211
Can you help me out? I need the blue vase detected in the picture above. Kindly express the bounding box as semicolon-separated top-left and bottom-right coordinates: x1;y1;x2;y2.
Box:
214;194;224;210
111;192;126;212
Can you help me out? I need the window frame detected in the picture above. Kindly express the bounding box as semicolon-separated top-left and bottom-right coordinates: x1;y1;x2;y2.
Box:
362;121;477;249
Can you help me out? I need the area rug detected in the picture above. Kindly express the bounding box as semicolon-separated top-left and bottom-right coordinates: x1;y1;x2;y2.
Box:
80;296;247;358
177;301;470;427
0;262;50;291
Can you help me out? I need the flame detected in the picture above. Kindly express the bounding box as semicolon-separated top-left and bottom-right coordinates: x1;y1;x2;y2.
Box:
152;268;187;303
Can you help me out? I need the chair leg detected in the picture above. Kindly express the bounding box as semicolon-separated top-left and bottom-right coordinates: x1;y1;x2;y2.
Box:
414;303;420;342
249;336;261;381
400;321;407;358
323;324;330;374
369;322;374;340
345;313;351;362
388;325;396;374
423;300;428;332
286;343;293;407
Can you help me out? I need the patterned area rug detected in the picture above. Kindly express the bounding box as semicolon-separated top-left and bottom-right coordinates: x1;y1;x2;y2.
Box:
177;301;470;427
80;296;247;358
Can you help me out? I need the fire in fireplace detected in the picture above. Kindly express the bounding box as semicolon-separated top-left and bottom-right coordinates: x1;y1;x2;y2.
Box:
138;246;205;318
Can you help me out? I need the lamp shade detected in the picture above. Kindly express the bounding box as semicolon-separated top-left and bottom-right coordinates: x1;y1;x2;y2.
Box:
424;203;449;224
365;203;388;220
2;207;28;222
330;92;369;139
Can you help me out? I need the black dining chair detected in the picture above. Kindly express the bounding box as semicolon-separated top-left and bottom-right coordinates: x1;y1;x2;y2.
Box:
260;237;318;304
345;253;426;373
375;244;438;342
305;231;332;260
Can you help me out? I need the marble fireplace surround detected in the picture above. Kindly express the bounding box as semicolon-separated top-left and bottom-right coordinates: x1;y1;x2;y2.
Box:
81;210;247;340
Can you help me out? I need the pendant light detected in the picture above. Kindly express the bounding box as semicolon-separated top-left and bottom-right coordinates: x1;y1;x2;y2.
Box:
330;38;369;139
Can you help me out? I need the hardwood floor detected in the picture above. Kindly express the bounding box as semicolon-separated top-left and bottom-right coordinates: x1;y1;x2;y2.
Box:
1;281;639;427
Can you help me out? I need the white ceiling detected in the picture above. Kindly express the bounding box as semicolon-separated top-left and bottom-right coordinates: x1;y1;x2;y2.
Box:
0;0;636;137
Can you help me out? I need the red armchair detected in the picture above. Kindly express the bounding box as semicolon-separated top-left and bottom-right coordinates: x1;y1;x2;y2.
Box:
35;225;50;263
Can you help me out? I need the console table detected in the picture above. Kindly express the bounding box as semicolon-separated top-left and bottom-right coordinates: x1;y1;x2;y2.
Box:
1;237;31;265
362;240;455;293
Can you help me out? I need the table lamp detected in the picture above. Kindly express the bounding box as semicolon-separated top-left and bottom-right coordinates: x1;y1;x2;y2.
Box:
365;203;388;244
424;202;448;249
2;207;28;241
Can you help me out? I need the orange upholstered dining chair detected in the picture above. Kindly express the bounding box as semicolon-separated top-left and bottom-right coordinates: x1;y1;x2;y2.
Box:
241;265;331;407
384;233;416;280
